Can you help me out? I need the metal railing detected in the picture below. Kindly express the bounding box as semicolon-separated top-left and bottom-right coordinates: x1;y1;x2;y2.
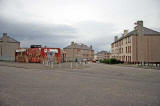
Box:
0;56;15;61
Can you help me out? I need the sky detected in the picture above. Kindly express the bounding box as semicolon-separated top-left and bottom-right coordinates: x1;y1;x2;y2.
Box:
0;0;160;51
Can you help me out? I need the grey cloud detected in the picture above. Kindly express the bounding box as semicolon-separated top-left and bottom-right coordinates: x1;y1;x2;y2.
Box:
0;16;118;51
89;36;114;52
74;21;117;51
0;17;77;48
0;0;160;52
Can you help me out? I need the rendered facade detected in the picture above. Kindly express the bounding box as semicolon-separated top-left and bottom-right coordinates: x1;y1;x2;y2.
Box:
0;33;20;61
63;42;94;61
96;51;111;60
111;21;160;63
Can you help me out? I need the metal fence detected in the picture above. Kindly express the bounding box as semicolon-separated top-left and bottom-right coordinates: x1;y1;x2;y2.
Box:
0;56;15;61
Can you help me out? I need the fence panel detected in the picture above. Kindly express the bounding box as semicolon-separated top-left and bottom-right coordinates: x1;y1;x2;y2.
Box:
0;56;15;61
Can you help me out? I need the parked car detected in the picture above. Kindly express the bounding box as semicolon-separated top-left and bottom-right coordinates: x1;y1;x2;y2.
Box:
92;59;96;63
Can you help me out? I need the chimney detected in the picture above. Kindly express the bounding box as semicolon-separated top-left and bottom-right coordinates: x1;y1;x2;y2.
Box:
2;33;8;42
71;41;74;46
114;36;118;41
134;20;144;36
134;21;143;29
90;45;92;50
123;30;128;36
3;33;7;37
137;21;143;27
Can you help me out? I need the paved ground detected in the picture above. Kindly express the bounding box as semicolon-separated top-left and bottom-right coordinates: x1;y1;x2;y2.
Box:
0;62;160;106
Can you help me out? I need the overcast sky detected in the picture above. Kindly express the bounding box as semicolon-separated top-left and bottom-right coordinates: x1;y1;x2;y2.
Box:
0;0;160;51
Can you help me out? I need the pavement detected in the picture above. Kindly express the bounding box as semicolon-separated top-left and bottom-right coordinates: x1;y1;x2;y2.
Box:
0;62;160;106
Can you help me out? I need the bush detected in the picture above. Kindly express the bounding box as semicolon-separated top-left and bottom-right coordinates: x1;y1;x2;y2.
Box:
103;59;110;64
99;59;103;63
109;58;118;64
99;58;123;64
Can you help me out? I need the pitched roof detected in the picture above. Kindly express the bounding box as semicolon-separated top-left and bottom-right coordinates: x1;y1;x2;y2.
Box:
112;27;160;44
64;43;92;50
7;36;20;43
143;27;160;35
96;51;109;55
0;35;20;43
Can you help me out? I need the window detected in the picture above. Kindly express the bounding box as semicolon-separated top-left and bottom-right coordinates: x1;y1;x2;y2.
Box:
127;46;131;53
128;37;131;43
126;47;127;53
112;44;114;48
126;38;127;44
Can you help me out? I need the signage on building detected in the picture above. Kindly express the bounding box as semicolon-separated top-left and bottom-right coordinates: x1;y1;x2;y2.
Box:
49;49;58;53
44;48;58;53
16;49;26;52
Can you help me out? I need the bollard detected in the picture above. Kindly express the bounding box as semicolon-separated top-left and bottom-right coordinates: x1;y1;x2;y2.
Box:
47;60;49;66
71;62;72;69
76;62;78;69
48;61;50;67
51;62;53;68
45;60;48;66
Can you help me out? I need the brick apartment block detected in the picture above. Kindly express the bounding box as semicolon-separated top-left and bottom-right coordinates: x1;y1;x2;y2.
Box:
111;21;160;63
0;33;20;61
63;42;94;61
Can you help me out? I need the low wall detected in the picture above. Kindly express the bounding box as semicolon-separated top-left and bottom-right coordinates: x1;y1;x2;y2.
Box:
0;56;15;61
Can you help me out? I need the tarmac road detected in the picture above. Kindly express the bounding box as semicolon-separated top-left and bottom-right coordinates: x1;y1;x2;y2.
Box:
0;62;160;106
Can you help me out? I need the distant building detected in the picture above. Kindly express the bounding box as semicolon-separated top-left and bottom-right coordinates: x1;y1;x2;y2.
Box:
96;51;111;60
111;21;160;64
60;49;67;62
63;42;94;61
0;33;20;61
